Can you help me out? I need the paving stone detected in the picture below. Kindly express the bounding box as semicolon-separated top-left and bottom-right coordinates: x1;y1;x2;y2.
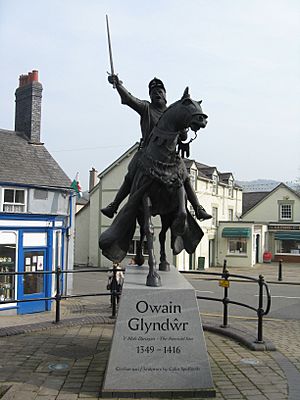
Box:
0;266;299;400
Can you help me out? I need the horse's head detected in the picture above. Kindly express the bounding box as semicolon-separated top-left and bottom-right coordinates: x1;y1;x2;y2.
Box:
180;87;208;133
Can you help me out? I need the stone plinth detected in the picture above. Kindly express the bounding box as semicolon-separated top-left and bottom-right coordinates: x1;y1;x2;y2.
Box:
101;265;215;398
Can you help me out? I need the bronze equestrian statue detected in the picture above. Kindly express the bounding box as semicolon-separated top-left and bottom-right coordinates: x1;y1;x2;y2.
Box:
101;75;211;222
99;80;209;287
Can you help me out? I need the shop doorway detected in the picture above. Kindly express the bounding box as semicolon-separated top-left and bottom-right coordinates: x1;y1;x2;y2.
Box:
255;234;260;264
209;240;215;267
18;249;50;314
189;253;195;270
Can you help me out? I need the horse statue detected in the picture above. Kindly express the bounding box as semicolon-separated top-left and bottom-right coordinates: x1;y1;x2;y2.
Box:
99;87;208;286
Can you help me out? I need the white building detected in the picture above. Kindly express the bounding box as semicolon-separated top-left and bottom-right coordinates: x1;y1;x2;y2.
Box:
217;183;300;267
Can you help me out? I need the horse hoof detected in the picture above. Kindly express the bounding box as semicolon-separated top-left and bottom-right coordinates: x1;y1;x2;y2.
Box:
146;272;162;287
159;261;170;271
134;255;145;266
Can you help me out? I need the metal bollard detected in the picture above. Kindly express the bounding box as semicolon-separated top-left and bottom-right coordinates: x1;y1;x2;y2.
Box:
256;274;265;343
111;264;118;318
221;265;229;328
55;267;62;323
278;259;283;281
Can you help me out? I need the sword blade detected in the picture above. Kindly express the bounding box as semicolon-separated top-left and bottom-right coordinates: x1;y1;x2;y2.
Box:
106;14;115;86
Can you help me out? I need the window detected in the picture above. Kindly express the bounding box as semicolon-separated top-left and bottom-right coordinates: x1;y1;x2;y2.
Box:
0;244;16;301
212;207;218;227
275;239;300;255
280;204;292;220
190;170;197;190
212;173;218;195
228;178;234;198
128;240;149;256
228;209;234;221
2;188;26;212
228;239;247;255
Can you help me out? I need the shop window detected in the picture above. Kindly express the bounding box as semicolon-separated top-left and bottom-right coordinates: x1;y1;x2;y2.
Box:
275;240;300;255
128;240;149;256
279;204;292;220
2;188;26;212
228;239;247;255
0;244;16;301
23;251;44;295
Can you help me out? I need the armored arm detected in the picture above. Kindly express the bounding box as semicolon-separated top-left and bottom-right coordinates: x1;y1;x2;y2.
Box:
108;74;145;114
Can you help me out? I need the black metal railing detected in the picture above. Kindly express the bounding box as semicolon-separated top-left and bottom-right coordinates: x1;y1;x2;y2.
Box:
0;265;124;321
0;261;272;343
182;260;272;344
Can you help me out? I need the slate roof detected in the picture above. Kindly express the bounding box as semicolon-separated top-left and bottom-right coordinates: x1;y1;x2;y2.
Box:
0;129;71;189
183;159;240;187
242;183;300;216
242;191;272;215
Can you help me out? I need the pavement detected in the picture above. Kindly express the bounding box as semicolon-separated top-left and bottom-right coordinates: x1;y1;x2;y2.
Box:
0;262;299;400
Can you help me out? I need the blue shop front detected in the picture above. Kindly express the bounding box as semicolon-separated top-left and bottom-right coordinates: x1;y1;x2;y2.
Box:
0;214;70;314
0;69;75;315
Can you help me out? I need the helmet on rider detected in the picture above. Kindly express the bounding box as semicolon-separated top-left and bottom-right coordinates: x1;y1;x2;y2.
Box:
148;77;166;107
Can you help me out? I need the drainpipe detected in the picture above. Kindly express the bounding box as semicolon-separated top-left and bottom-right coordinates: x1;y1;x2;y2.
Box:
63;191;76;295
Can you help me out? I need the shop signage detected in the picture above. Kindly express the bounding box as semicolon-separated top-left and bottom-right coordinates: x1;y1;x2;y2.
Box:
268;225;300;231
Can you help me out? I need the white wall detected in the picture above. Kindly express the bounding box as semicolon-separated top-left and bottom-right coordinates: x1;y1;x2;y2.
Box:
74;203;90;265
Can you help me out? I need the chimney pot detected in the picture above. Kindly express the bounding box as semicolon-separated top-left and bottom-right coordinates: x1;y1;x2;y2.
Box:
18;70;39;87
32;70;39;82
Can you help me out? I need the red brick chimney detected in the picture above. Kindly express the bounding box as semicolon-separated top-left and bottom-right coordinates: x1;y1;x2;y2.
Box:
15;70;43;143
89;167;99;192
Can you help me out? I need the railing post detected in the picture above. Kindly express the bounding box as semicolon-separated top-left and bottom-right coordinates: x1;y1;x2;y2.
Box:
256;274;265;343
55;267;61;324
221;266;229;328
222;259;227;274
111;264;118;318
278;259;283;281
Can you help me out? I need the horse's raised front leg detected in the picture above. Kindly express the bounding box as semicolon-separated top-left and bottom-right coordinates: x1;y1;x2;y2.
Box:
159;215;171;271
134;213;145;266
143;195;161;287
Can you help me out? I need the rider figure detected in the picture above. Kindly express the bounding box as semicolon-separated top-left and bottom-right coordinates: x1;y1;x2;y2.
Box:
101;74;212;221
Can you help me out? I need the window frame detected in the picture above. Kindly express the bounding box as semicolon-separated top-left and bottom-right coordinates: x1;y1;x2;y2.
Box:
278;200;294;222
190;169;197;191
228;177;234;198
227;238;247;255
0;237;17;304
2;187;27;213
228;208;234;221
212;207;218;227
212;173;218;195
279;204;292;220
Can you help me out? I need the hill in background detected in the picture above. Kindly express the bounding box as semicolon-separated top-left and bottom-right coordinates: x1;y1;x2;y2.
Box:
237;179;299;193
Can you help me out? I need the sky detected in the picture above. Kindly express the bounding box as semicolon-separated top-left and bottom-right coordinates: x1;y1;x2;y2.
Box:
0;0;299;190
